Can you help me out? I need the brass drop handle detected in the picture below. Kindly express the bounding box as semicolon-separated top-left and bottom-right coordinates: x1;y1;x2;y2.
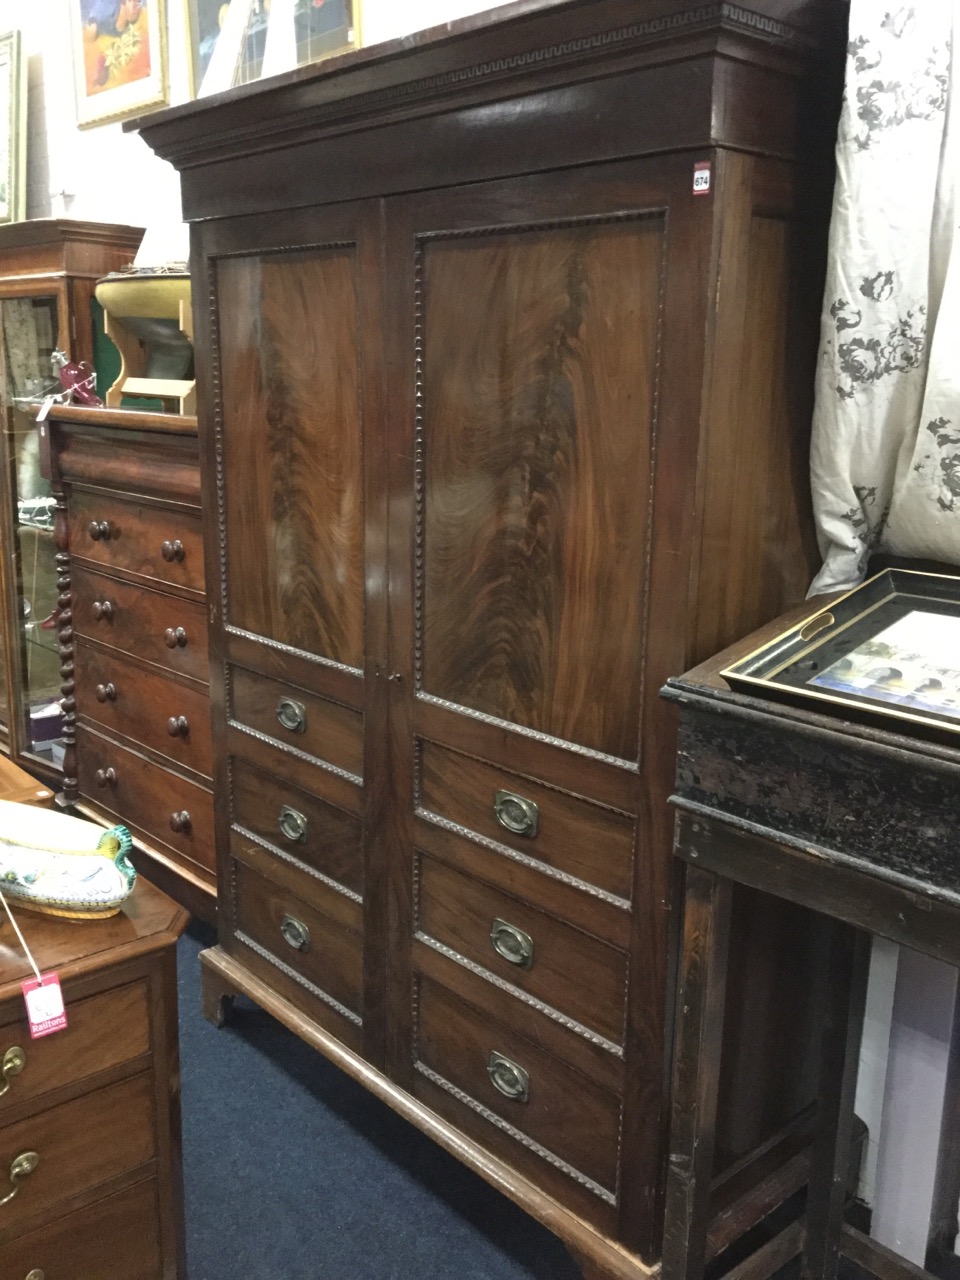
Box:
169;810;191;834
280;915;310;952
87;520;112;542
161;539;185;563
490;919;534;969
487;1052;529;1104
95;682;117;703
0;1151;39;1208
94;767;117;788
167;715;189;738
92;600;114;621
278;805;307;842
494;790;539;838
164;626;188;649
0;1046;25;1098
276;697;306;734
25;1269;45;1280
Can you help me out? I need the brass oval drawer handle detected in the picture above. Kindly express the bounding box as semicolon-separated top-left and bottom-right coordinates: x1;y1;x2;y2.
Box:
494;790;539;838
490;918;534;969
94;767;117;788
0;1151;39;1208
0;1046;25;1098
87;520;112;542
279;805;307;842
276;696;306;734
487;1052;529;1104
92;599;114;621
95;682;117;703
164;626;189;649
169;810;191;834
167;715;190;738
161;539;185;563
280;915;310;952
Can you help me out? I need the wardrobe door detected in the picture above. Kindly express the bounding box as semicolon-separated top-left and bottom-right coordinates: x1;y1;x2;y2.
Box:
384;156;712;1233
195;203;389;1060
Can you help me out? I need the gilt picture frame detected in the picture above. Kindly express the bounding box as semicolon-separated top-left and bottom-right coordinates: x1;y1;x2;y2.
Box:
0;31;25;224
71;0;169;128
722;569;960;744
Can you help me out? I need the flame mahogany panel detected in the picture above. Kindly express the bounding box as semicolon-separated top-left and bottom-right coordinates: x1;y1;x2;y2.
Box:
217;250;364;668
421;216;663;761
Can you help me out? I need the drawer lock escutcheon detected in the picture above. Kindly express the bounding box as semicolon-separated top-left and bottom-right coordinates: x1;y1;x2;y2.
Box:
280;915;310;952
487;1052;529;1104
489;919;534;969
0;1046;25;1098
279;806;308;842
494;790;539;838
0;1151;38;1208
276;697;307;734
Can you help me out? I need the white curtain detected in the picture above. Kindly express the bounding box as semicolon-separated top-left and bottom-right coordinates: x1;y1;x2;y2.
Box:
810;2;960;594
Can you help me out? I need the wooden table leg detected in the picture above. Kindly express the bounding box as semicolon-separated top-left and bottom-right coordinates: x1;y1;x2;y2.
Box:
662;861;734;1280
926;979;960;1278
801;922;871;1280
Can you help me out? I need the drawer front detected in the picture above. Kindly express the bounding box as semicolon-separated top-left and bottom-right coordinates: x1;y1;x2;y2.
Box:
0;1072;155;1236
231;849;363;1021
75;645;212;778
417;854;627;1044
0;982;149;1114
230;666;363;779
69;491;204;593
418;741;634;900
72;565;209;682
231;757;363;896
77;727;216;875
415;975;620;1194
5;1177;162;1280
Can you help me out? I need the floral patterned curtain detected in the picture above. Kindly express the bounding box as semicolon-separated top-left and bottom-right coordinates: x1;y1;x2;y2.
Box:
810;2;960;593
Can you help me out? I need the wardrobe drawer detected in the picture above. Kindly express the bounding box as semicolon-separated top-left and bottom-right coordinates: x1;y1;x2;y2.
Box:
72;565;209;682
416;855;627;1045
75;645;212;778
418;742;634;900
0;1072;156;1236
230;665;363;779
231;757;363;896
231;846;363;1020
69;491;204;593
5;1176;162;1280
77;727;216;875
415;975;620;1195
0;982;149;1115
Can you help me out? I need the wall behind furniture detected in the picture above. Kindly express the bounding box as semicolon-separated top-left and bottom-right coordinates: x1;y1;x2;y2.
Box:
2;1;504;229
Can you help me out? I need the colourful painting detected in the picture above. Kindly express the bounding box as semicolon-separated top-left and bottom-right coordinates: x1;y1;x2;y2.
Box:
72;0;168;127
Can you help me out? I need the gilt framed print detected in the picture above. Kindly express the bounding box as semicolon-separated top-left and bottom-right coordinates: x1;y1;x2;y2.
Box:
722;569;960;744
0;32;25;224
72;0;169;128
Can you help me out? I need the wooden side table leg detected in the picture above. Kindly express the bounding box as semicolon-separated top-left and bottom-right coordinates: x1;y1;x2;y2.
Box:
801;922;871;1280
662;862;733;1280
926;978;960;1276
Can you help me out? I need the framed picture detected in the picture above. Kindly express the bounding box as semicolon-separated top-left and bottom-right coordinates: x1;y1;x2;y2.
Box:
187;0;359;97
0;32;25;224
721;568;960;743
71;0;169;128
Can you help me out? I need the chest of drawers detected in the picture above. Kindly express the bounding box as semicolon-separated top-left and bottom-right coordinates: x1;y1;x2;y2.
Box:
0;878;188;1278
40;406;216;922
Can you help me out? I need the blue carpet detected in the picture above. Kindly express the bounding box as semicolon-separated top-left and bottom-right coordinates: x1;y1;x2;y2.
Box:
177;921;584;1280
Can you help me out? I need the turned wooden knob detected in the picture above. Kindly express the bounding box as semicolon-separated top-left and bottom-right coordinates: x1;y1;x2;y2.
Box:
163;626;188;649
95;682;116;703
161;539;185;563
169;810;191;833
87;520;112;541
167;715;189;738
92;600;114;621
94;767;117;787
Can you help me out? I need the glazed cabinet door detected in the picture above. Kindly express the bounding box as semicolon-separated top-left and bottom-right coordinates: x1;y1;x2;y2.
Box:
195;202;387;1060
383;156;713;1240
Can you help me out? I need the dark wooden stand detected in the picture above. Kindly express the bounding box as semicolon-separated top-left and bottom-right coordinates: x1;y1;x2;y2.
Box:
661;603;960;1280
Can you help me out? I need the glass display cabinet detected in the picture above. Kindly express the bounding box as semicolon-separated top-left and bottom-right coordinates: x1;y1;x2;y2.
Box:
0;219;143;778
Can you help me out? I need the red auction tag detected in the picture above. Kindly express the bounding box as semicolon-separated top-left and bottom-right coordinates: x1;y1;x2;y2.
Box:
21;973;68;1039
